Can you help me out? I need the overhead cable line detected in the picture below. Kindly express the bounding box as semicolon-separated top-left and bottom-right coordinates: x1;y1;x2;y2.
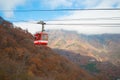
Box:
45;17;120;21
10;17;120;22
1;8;120;12
46;23;120;26
12;20;120;27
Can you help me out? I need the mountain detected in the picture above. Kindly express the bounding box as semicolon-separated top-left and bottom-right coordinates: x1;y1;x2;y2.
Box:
0;17;97;80
81;34;120;65
48;29;120;80
48;30;120;65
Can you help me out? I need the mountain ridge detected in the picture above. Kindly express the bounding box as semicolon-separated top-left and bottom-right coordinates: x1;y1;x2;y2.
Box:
48;29;120;65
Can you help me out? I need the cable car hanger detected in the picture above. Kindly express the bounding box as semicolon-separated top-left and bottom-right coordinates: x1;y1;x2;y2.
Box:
34;21;48;46
37;21;46;32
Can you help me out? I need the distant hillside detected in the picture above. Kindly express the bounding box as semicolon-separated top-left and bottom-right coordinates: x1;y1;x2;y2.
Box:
48;30;120;65
81;34;120;65
48;30;120;80
0;17;97;80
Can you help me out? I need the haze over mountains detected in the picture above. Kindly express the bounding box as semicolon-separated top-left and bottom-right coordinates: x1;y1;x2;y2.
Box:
48;29;120;80
48;30;120;64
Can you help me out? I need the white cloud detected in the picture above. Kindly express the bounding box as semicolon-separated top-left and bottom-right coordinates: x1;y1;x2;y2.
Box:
81;0;100;8
14;12;120;34
14;22;42;34
75;0;120;8
95;0;120;8
0;0;26;18
13;10;120;34
46;9;120;34
13;0;120;34
43;0;120;34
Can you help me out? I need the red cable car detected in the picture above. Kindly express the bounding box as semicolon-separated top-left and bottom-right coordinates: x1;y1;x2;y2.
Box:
34;21;48;45
34;32;48;45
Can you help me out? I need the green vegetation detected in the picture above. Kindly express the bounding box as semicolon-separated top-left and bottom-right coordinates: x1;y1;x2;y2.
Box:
82;63;100;73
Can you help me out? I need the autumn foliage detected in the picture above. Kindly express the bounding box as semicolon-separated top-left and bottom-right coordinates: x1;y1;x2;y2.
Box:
0;17;98;80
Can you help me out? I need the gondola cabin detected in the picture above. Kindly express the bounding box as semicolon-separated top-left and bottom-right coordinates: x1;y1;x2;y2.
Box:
34;32;48;45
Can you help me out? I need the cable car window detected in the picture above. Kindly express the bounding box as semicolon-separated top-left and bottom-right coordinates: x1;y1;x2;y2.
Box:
42;34;48;40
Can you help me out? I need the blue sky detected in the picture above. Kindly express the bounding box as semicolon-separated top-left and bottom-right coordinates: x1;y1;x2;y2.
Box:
0;0;78;21
0;0;120;21
0;0;120;34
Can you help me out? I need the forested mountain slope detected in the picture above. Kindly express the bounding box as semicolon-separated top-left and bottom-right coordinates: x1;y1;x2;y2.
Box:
0;17;97;80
